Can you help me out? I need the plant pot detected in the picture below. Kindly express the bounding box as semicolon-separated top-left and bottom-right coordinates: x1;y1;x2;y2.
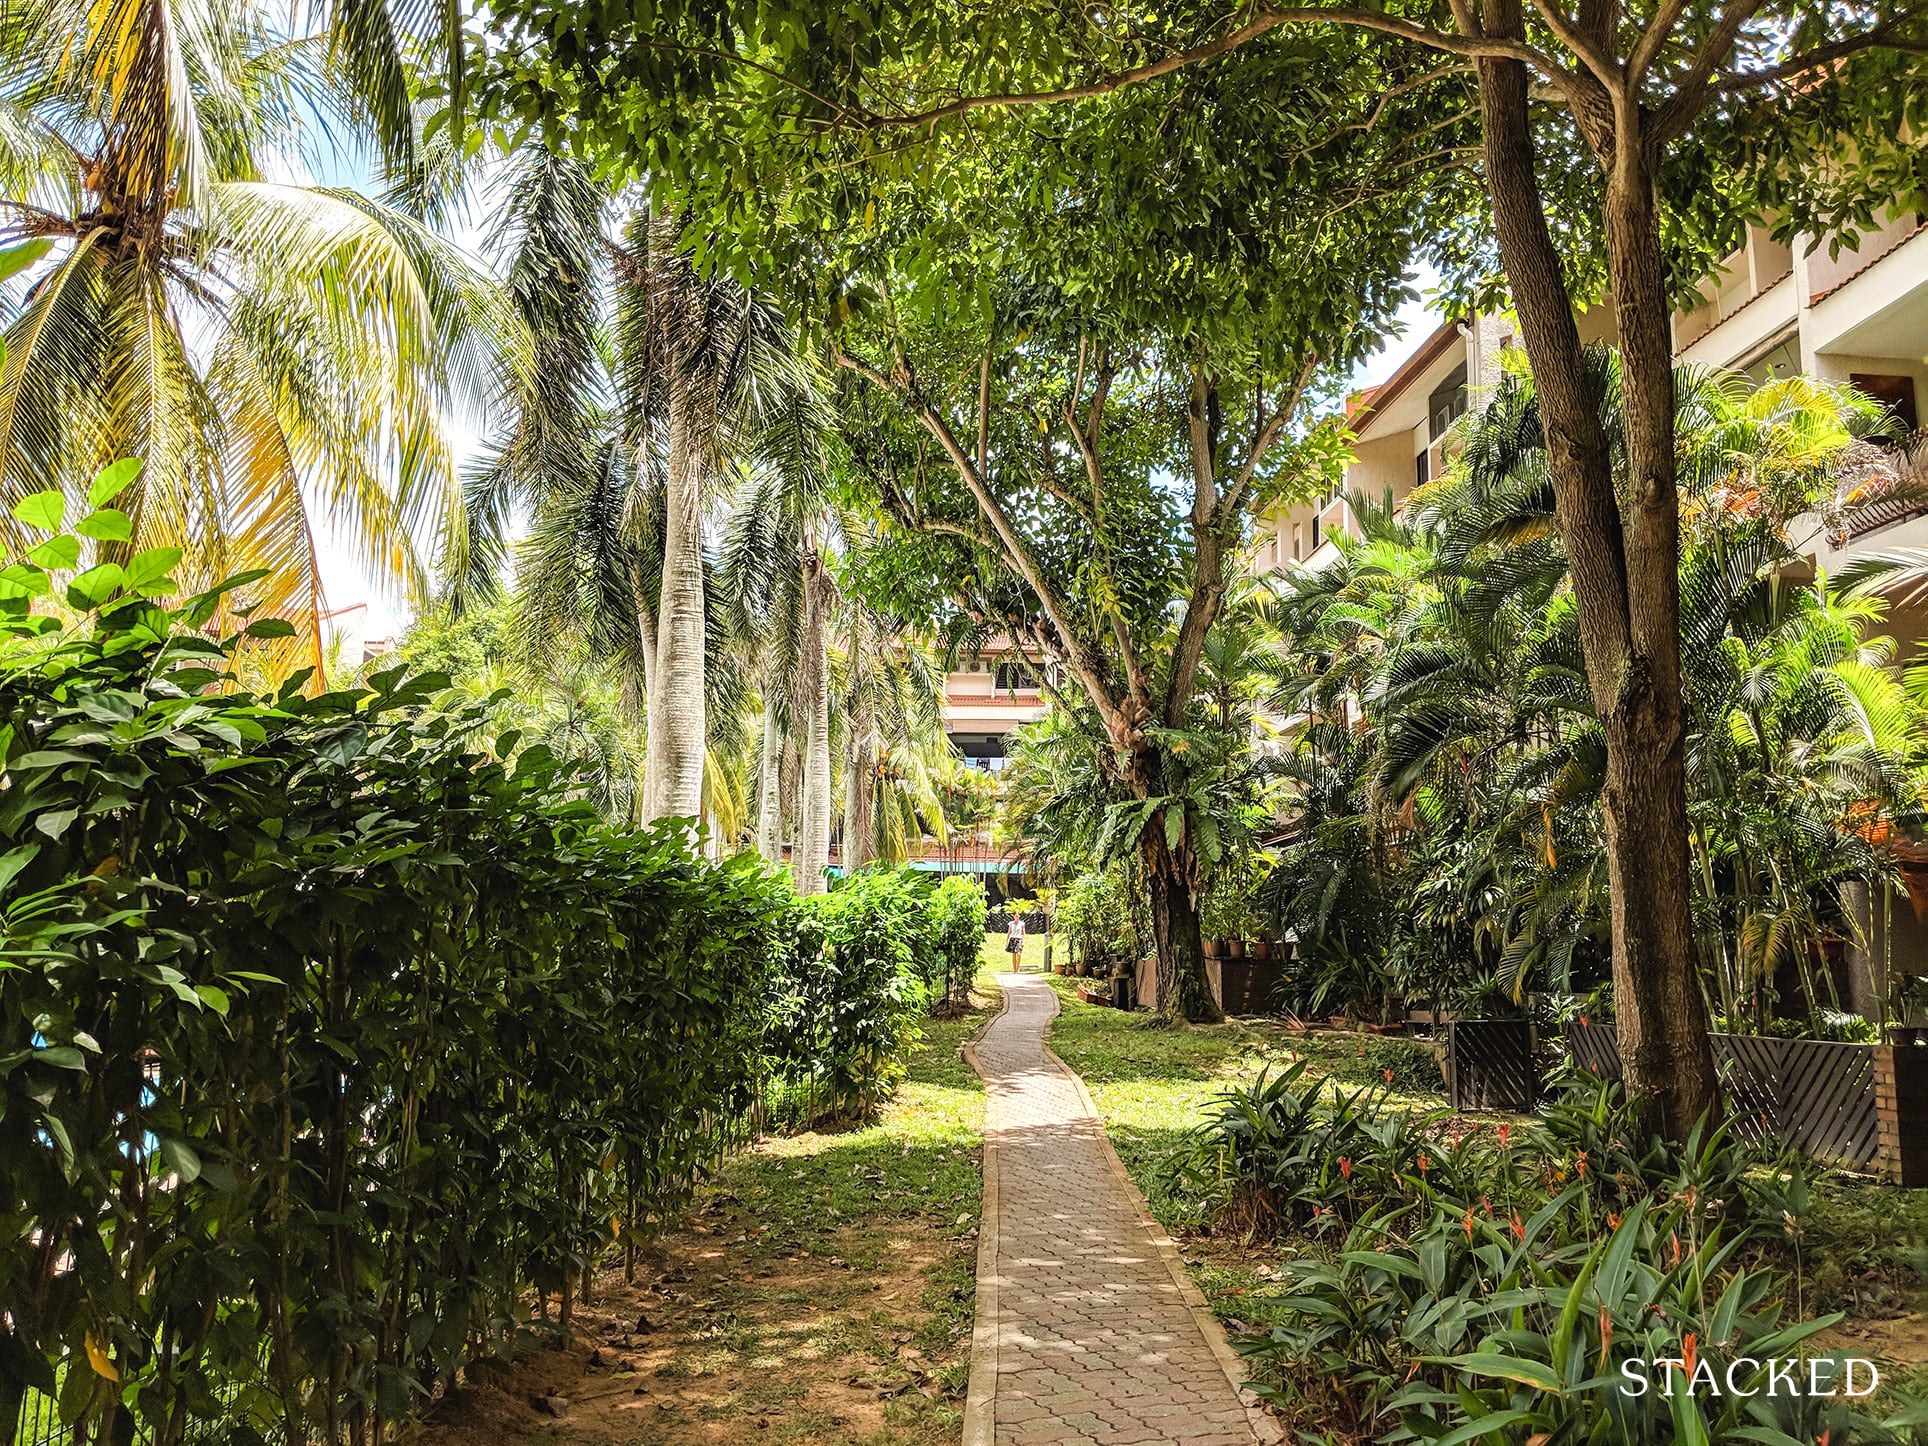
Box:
1202;937;1222;959
1225;938;1245;960
1250;939;1272;960
1892;1026;1923;1048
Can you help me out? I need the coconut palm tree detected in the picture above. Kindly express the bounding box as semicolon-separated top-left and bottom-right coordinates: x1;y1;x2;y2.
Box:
459;148;818;828
0;0;509;678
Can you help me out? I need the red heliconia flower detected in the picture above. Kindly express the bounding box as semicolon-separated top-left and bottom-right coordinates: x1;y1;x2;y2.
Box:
1480;1195;1492;1217
1418;1154;1430;1173
1383;1067;1394;1083
1496;1124;1511;1149
1510;1210;1525;1241
1462;1209;1476;1240
1576;1150;1588;1179
1579;1014;1590;1027
1339;1157;1352;1180
1312;1204;1325;1218
1607;1212;1622;1229
1682;1333;1698;1382
1670;1232;1683;1267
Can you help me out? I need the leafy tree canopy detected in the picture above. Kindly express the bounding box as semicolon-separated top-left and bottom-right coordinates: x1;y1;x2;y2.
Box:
472;0;1928;309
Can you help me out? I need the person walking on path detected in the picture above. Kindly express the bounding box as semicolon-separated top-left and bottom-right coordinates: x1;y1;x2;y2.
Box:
962;971;1274;1445
1005;911;1027;968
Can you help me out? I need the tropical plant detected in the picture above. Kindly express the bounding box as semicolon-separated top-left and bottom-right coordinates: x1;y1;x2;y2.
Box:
926;875;989;1009
459;149;825;829
1260;360;1918;1038
0;3;512;679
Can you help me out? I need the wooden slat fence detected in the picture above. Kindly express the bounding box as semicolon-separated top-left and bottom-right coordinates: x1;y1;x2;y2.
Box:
1562;1018;1879;1168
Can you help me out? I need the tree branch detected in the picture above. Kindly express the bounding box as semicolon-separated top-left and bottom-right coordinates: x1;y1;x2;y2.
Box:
832;343;1132;740
820;5;1585;127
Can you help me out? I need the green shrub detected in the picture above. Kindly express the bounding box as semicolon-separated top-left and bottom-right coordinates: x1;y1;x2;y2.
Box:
1056;868;1139;968
926;875;989;1007
0;470;791;1443
768;867;932;1124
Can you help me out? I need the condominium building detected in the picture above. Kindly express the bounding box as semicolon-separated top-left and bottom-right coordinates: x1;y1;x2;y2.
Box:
940;644;1050;772
1257;204;1928;582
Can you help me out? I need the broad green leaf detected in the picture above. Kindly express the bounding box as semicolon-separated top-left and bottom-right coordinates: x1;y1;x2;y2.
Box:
244;617;297;640
67;563;125;609
76;508;133;542
1437;1352;1564;1394
33;808;77;839
159;1137;203;1183
26;535;80;571
0;843;38;892
87;458;142;507
12;490;63;532
123;547;183;592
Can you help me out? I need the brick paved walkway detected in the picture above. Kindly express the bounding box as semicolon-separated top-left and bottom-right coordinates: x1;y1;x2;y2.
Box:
961;972;1272;1446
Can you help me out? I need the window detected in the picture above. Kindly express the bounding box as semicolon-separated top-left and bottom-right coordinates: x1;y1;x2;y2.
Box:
1428;363;1469;442
1292;523;1303;561
1311;514;1321;551
995;663;1039;692
1415;446;1431;487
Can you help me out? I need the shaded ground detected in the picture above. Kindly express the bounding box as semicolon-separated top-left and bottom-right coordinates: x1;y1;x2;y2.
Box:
415;1006;989;1446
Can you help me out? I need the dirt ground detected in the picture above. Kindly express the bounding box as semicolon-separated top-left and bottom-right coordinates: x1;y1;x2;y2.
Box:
414;1011;986;1446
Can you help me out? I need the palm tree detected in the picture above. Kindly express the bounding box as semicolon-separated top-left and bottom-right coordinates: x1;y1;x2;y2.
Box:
0;0;509;678
835;590;952;869
460;150;817;828
1264;356;1920;1032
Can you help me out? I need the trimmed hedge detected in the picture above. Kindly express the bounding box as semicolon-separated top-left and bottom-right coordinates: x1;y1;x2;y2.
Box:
0;484;790;1442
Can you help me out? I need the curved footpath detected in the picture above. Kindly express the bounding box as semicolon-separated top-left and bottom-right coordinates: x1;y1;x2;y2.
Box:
961;972;1279;1446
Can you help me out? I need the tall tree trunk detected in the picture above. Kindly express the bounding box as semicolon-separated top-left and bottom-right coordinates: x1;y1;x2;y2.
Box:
1474;34;1719;1141
643;400;708;824
755;680;784;864
844;697;875;874
795;553;833;895
1144;827;1220;1024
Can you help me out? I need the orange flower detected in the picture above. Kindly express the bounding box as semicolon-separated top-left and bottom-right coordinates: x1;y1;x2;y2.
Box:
1496;1124;1511;1149
1418;1154;1430;1173
1510;1210;1525;1240
1576;1150;1588;1179
1607;1212;1621;1229
1384;1067;1394;1083
1683;1333;1698;1382
1339;1157;1352;1180
1462;1209;1476;1240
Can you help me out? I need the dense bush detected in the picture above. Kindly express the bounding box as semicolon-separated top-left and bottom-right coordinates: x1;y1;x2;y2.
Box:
0;477;790;1442
768;867;933;1124
926;875;989;1007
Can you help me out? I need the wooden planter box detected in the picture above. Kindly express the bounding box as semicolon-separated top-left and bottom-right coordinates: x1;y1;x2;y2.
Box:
1446;1020;1537;1112
1877;1045;1928;1186
1216;957;1288;1016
